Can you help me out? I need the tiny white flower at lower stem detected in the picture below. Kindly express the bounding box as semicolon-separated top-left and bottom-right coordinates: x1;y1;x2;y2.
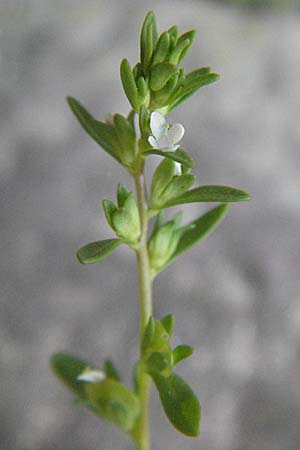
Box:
77;368;106;383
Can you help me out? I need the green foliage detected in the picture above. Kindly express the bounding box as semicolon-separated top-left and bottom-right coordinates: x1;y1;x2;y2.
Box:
161;185;251;208
76;239;123;264
50;353;89;399
151;372;201;436
53;10;251;450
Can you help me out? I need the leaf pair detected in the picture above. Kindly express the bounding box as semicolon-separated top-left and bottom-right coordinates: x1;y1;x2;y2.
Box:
50;353;140;433
142;316;200;437
67;97;137;171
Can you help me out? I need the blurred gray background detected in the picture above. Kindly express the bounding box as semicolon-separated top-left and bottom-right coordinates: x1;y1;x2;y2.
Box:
1;0;300;449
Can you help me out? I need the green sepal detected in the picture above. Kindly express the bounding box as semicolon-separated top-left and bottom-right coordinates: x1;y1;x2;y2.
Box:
150;158;176;206
102;199;117;229
104;360;121;381
151;372;201;437
117;183;130;208
50;353;89;399
127;109;136;131
160;314;174;337
150;63;179;92
76;239;123;264
66;97;120;163
162;185;251;208
85;379;140;432
143;148;194;169
172;345;194;366
136;76;150;107
152;174;196;210
142;316;155;351
168;204;229;265
112;193;141;242
120;59;139;111
151;31;170;65
140;11;158;72
139;105;151;135
152;210;164;234
148;220;181;271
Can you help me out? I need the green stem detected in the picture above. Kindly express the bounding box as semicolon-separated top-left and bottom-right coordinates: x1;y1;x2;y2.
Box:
134;167;152;450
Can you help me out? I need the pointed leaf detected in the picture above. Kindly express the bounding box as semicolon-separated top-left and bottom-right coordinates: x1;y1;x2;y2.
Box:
76;239;123;264
156;174;195;208
152;372;201;437
152;31;170;65
50;353;89;399
120;59;139;110
163;185;251;207
140;11;158;71
102;199;117;229
167;205;229;265
143;148;194;168
160;314;174;337
104;360;121;381
67;97;120;162
172;345;194;366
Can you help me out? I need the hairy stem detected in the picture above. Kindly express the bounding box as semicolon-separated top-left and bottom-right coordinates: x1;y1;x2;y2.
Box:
134;167;152;450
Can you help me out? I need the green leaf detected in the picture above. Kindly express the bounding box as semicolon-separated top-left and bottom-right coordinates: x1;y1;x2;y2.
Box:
167;25;179;52
66;97;120;163
163;185;251;208
160;314;174;337
139;104;150;135
76;239;123;264
120;59;139;110
168;73;220;112
150;63;179;92
143;148;194;169
151;31;170;65
172;345;194;366
155;174;196;209
140;11;158;71
86;379;140;432
152;372;201;437
176;30;196;63
50;353;89;399
168;204;229;264
104;360;121;381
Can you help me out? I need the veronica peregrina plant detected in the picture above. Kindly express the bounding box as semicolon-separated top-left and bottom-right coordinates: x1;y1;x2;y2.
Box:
50;11;250;450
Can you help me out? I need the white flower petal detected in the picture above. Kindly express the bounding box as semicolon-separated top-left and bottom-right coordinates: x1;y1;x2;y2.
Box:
174;161;182;175
148;136;158;148
77;368;105;383
150;112;167;139
168;123;185;144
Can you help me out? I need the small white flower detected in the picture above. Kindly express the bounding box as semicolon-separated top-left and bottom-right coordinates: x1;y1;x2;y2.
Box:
148;111;185;175
77;368;106;383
